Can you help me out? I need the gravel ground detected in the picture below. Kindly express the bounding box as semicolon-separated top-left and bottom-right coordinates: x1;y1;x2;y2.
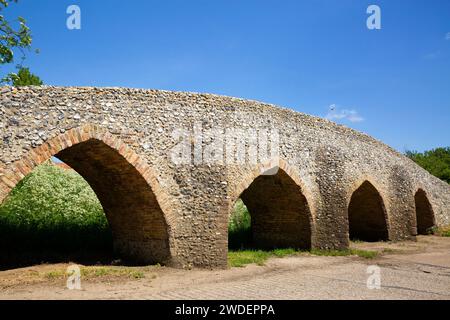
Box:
1;236;449;300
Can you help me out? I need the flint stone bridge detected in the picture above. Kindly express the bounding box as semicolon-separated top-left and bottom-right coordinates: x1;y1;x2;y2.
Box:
1;86;449;268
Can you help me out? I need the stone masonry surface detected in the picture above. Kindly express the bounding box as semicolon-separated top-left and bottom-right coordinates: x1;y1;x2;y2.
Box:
0;86;449;268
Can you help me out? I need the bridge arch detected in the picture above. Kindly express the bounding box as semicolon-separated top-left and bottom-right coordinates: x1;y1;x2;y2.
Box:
346;179;390;242
414;188;435;235
229;159;314;249
0;124;175;265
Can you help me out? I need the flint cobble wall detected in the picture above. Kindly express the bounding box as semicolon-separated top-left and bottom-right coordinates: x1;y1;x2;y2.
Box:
1;86;449;268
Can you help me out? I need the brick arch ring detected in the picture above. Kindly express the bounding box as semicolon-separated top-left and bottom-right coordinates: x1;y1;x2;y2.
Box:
344;175;392;240
412;187;436;235
228;158;317;236
0;124;177;262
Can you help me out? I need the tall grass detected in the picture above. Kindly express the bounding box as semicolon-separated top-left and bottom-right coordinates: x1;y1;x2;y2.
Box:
0;163;112;268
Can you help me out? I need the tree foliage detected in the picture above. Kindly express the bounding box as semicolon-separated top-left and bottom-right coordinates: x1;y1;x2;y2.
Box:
0;0;31;64
5;66;42;86
406;147;450;184
0;0;41;85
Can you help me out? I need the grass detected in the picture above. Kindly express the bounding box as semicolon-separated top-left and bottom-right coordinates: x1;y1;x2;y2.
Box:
227;199;380;267
228;250;272;267
45;270;65;280
44;265;147;280
0;264;161;289
310;248;379;259
272;248;298;257
81;266;145;279
433;226;450;237
228;248;379;267
228;248;300;267
441;230;450;237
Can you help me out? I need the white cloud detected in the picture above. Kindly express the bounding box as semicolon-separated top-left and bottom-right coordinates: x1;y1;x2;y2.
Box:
446;32;450;40
325;105;364;123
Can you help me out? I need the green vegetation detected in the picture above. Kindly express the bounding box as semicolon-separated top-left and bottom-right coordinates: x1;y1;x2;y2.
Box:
44;270;65;280
406;147;450;184
228;199;252;249
227;199;379;267
80;266;145;279
228;250;271;267
272;248;298;257
1;0;42;85
6;66;43;86
43;266;146;281
432;226;450;237
228;248;301;267
440;229;450;237
228;248;379;267
0;162;111;267
0;1;32;65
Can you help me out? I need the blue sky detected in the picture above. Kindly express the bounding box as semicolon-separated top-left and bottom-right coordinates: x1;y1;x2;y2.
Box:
2;0;450;152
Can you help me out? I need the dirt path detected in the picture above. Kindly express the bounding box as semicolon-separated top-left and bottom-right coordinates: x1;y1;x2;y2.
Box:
1;236;449;300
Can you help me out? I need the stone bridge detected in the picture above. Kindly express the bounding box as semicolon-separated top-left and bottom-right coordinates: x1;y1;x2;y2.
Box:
1;86;449;268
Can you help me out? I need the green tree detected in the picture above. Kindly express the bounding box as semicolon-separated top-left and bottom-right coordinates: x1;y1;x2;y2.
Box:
406;147;450;184
0;0;41;85
5;66;42;86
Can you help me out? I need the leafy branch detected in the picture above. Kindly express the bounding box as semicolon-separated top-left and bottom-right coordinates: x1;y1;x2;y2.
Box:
0;0;42;86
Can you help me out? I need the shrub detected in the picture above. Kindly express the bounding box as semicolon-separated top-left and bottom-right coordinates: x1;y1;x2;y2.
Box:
0;162;112;267
228;199;252;249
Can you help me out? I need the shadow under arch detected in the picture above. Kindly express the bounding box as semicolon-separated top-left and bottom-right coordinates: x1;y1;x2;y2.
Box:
414;188;435;235
347;180;389;242
0;124;174;265
229;159;314;249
